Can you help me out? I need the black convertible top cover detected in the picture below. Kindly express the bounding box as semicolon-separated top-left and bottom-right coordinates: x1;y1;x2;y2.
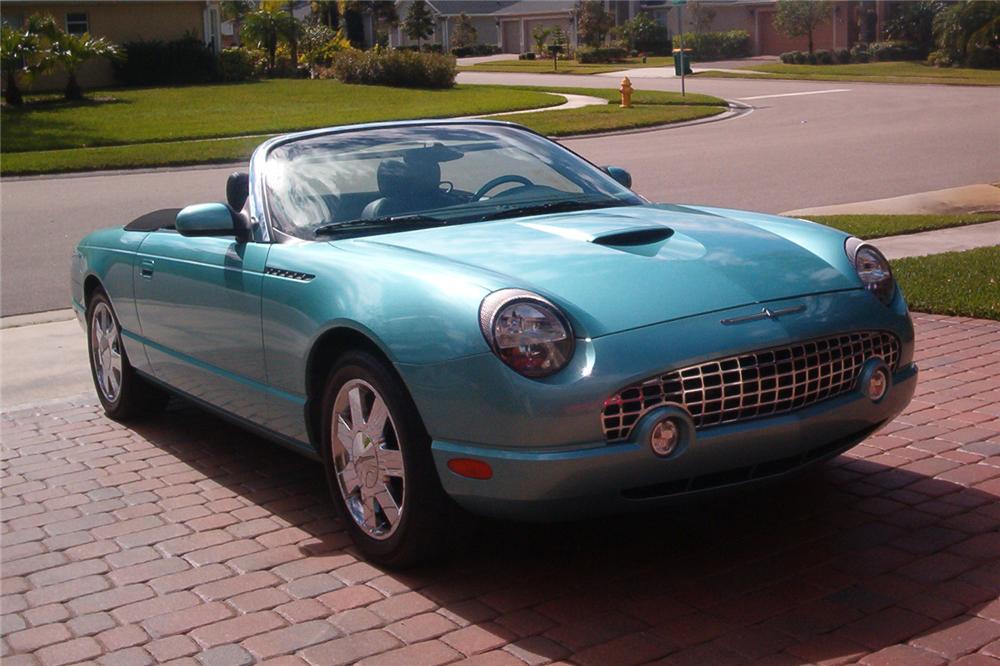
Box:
124;208;182;232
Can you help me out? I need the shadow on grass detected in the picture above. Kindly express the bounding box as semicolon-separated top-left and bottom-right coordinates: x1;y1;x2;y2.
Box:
124;398;999;663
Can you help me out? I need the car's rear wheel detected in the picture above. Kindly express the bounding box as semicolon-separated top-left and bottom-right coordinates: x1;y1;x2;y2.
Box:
320;350;450;567
87;288;168;420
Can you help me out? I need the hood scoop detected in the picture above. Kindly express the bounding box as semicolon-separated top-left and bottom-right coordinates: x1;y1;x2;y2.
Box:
591;226;674;246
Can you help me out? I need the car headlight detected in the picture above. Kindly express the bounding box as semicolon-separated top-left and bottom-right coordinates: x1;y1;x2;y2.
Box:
845;237;895;305
479;289;575;378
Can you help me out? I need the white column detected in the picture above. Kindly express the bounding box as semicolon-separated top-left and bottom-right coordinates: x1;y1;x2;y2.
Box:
520;18;525;53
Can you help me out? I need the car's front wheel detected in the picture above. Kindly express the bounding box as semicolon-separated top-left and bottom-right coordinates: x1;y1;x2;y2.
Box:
87;288;168;420
320;350;450;567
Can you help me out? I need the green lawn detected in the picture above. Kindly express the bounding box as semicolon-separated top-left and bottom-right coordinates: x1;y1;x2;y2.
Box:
697;61;1000;86
1;82;726;175
1;80;560;153
805;214;1000;239
893;246;1000;320
459;56;673;75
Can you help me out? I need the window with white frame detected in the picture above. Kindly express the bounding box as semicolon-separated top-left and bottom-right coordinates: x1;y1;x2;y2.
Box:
65;12;88;36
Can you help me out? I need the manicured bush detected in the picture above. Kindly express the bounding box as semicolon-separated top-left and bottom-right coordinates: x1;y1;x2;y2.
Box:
792;50;807;64
671;30;750;60
218;47;263;82
835;48;851;64
779;51;797;64
114;37;217;86
518;52;536;60
867;40;922;62
850;43;870;63
815;49;834;64
330;47;455;88
575;46;628;63
450;44;501;57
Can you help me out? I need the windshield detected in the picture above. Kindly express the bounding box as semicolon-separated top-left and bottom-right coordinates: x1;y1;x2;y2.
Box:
263;124;643;239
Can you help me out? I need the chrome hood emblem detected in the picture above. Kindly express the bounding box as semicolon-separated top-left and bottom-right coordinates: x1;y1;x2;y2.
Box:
721;304;805;325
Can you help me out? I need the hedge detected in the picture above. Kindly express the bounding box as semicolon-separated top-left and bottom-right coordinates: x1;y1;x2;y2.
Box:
330;47;455;88
451;44;501;57
780;40;925;66
113;37;218;86
672;30;750;60
576;46;628;63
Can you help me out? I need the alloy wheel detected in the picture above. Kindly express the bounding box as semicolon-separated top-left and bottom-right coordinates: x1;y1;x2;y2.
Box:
90;301;123;403
331;379;406;539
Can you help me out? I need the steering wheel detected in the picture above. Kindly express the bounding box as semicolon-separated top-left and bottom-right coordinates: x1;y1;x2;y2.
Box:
474;175;535;201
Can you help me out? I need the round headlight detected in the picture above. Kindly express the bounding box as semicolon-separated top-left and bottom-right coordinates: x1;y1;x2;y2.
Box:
846;237;895;306
479;289;575;378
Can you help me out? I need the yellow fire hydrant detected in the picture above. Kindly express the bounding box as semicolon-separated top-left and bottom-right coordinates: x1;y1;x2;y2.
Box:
619;76;633;108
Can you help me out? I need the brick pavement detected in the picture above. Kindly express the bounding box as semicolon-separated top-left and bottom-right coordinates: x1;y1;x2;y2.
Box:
2;312;1000;665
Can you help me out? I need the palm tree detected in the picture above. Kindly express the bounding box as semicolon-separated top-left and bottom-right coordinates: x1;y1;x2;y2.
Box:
1;24;37;105
26;14;118;101
241;5;298;73
47;32;118;100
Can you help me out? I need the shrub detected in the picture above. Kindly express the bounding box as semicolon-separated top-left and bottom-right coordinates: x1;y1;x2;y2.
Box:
867;40;922;62
671;30;751;60
330;47;455;88
113;36;217;85
835;48;851;64
815;49;834;64
792;50;808;64
575;46;628;63
451;44;500;57
218;47;263;82
616;13;671;55
850;43;870;63
779;51;797;64
518;51;536;60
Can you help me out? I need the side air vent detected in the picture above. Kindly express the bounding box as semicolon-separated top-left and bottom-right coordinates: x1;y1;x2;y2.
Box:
265;267;315;282
591;227;674;246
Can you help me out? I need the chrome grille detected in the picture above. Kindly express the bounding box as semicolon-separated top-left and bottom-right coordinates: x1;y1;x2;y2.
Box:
601;331;900;442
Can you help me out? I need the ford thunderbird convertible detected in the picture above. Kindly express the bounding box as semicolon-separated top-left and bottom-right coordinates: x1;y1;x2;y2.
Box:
73;120;916;566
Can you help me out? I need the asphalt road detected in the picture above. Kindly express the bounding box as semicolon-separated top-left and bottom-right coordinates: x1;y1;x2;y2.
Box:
2;75;998;316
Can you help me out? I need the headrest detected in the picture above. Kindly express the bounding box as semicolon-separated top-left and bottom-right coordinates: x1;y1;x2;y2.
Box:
226;172;250;211
377;158;441;197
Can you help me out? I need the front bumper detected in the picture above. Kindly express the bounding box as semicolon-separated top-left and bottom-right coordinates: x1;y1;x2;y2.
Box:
432;362;916;519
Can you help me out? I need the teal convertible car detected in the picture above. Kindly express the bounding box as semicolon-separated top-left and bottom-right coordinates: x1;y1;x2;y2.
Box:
73;120;916;565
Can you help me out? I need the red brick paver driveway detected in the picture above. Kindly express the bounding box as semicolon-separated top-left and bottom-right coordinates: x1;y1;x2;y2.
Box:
3;313;1000;666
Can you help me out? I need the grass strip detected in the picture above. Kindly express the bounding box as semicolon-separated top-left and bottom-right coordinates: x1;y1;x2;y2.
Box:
805;214;1000;239
695;61;1000;86
495;103;725;137
893;246;1000;320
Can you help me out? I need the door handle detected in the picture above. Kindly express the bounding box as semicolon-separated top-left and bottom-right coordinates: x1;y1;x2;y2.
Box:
140;259;155;279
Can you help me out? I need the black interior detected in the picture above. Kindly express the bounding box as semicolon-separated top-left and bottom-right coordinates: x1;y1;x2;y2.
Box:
123;208;181;232
226;172;250;211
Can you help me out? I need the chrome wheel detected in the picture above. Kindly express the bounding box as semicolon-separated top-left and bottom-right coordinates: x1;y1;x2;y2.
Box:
331;379;405;540
90;301;123;403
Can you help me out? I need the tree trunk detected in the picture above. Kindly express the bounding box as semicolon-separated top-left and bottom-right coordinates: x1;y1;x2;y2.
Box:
4;71;23;106
65;71;82;101
288;1;298;66
808;29;814;55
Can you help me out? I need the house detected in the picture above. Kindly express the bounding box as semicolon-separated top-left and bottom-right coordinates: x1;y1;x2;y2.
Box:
391;1;670;52
390;0;897;57
0;0;223;90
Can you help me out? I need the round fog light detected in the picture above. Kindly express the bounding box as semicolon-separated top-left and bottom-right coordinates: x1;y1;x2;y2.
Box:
650;418;680;457
867;368;889;402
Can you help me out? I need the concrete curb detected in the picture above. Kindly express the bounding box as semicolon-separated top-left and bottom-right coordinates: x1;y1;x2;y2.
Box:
1;308;76;329
555;99;752;140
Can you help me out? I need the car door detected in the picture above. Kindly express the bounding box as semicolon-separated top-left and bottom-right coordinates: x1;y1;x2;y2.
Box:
133;229;270;425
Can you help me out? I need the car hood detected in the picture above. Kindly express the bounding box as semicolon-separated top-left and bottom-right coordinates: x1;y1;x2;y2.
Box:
353;204;857;337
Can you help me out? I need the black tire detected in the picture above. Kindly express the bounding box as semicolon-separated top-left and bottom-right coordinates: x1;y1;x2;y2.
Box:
87;288;169;421
320;349;452;568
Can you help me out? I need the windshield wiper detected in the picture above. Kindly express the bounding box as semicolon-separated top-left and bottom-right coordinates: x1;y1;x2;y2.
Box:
473;198;630;222
314;214;446;237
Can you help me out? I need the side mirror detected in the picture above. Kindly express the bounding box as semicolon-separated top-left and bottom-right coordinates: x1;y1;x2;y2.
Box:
175;203;251;242
603;166;632;189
